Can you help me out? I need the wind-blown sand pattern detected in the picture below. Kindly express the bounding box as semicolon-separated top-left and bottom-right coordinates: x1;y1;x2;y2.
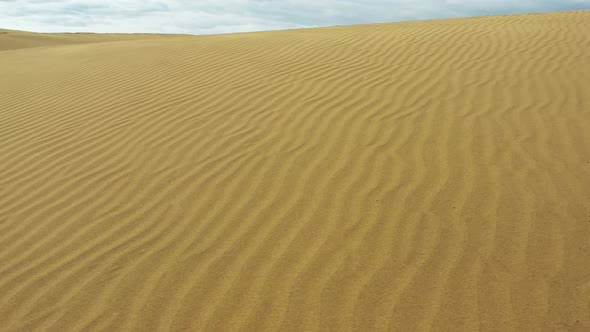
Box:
1;11;590;331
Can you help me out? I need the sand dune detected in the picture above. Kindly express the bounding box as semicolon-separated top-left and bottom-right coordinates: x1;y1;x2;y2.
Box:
0;29;184;51
1;10;589;331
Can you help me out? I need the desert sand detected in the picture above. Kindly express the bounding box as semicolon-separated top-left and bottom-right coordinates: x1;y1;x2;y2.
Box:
1;10;589;331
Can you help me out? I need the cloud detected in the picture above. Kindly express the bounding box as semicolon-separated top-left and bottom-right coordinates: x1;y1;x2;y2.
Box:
0;0;588;34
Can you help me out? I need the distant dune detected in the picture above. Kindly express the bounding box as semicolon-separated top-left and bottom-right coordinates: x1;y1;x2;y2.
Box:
1;11;589;331
0;29;185;52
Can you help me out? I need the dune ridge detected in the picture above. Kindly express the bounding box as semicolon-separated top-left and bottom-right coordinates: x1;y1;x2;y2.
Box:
1;10;590;331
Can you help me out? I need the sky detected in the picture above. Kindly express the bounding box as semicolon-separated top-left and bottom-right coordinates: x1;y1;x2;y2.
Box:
1;0;589;35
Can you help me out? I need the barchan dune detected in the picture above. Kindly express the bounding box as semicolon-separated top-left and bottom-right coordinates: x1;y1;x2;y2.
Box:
1;10;589;331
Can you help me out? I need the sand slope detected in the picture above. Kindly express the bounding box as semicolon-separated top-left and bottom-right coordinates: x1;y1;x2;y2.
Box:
1;11;589;331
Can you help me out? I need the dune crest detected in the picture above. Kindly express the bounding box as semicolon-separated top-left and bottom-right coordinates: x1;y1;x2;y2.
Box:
1;11;589;331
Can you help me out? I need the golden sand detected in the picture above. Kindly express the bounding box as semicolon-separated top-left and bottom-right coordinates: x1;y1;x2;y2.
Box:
1;11;589;331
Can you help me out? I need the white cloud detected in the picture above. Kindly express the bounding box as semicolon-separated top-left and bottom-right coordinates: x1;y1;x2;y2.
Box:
0;0;588;34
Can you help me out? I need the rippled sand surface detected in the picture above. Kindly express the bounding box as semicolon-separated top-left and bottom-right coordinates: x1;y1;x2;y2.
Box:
1;11;589;331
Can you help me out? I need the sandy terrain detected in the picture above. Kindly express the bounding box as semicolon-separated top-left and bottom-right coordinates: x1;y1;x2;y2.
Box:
1;11;589;331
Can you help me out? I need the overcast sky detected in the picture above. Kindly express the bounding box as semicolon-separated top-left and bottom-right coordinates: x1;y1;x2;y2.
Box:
1;0;589;35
